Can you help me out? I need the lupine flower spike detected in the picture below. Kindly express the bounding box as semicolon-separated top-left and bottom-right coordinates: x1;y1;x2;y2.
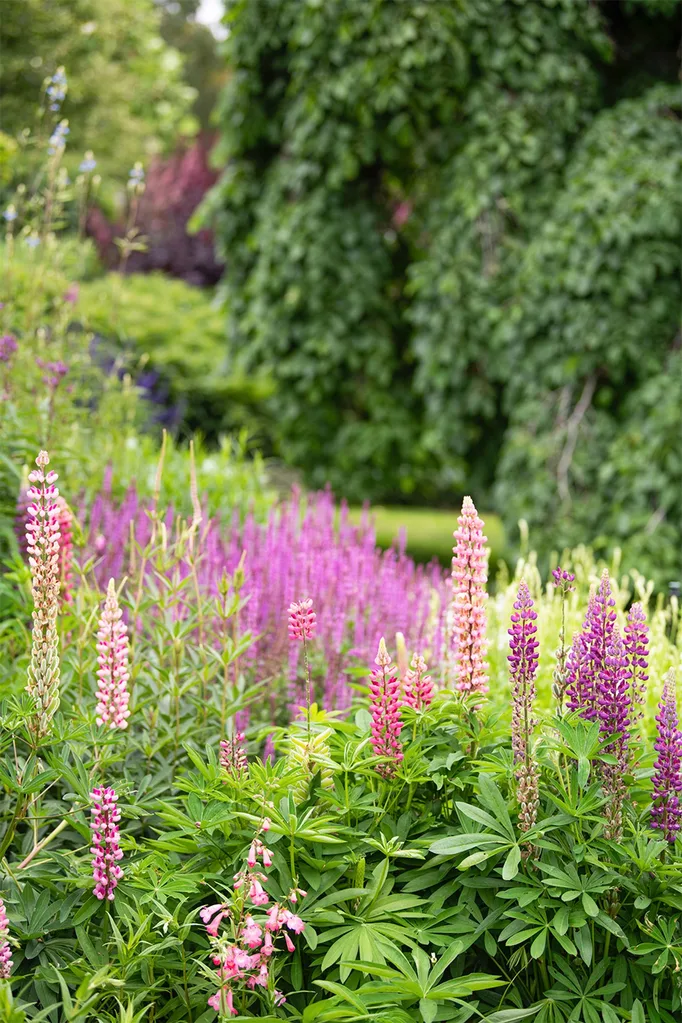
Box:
369;638;403;778
551;566;575;710
651;670;682;844
287;598;316;738
220;732;248;780
90;787;124;901
95;579;131;729
624;602;649;723
403;653;433;712
0;897;12;978
25;451;62;738
566;570;617;720
449;496;489;695
597;633;631;841
508;582;540;840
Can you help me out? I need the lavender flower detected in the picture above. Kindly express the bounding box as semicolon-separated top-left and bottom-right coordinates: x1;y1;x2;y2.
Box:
79;151;97;173
3;206;17;223
0;335;17;363
508;581;540;836
25;451;62;737
651;671;682;844
624;602;649;722
0;897;12;978
90;787;124;901
369;638;403;778
449;496;489;696
95;579;131;729
46;67;67;111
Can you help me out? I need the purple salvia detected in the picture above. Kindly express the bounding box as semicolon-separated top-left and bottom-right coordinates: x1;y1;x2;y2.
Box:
508;581;540;837
90;787;124;901
0;897;12;978
651;671;682;844
624;602;649;723
597;633;631;841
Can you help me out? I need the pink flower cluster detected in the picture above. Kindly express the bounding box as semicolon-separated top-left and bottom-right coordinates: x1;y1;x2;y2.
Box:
90;787;124;901
202;818;304;1015
403;653;433;711
287;598;316;642
95;579;131;729
25;450;62;736
450;496;489;695
0;897;12;978
220;732;248;780
369;638;403;778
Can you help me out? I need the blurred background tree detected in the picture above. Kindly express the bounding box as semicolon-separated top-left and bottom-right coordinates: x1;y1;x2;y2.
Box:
201;0;681;581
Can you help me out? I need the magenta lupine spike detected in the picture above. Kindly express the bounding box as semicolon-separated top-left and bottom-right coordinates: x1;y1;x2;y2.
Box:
597;632;631;841
566;571;617;721
403;653;433;711
449;496;489;695
90;787;124;901
220;732;248;780
95;579;131;730
508;581;540;836
651;671;682;844
624;602;649;722
369;638;403;778
552;566;576;593
0;897;12;978
287;599;316;641
25;450;62;737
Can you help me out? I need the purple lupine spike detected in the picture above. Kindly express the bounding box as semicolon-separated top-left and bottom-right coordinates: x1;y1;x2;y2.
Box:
508;582;540;836
597;632;631;841
651;671;682;844
566;570;617;721
624;602;649;721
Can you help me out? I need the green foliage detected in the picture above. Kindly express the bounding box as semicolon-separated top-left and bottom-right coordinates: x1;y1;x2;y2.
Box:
206;0;681;582
0;0;196;179
77;273;273;441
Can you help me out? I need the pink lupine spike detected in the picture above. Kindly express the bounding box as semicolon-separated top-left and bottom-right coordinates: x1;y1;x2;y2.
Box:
90;787;124;901
0;897;12;978
449;496;489;695
287;598;316;641
220;732;248;779
369;638;403;778
95;579;131;730
403;653;433;711
25;450;62;737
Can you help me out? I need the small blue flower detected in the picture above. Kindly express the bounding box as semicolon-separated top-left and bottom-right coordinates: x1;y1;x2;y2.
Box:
25;235;40;249
79;152;97;173
48;121;69;155
128;163;145;184
46;68;67;111
3;208;17;223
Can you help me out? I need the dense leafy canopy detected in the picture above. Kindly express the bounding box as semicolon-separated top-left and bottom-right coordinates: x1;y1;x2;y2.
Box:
206;0;681;582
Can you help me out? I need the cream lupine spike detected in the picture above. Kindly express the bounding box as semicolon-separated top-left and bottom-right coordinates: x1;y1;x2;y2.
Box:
449;496;489;695
25;451;62;737
95;579;131;729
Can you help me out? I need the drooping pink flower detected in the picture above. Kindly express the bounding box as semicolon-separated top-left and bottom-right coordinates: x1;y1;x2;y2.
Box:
25;451;62;737
95;579;131;729
241;915;263;949
220;733;248;780
0;897;12;978
287;598;316;641
449;496;489;695
651;671;682;844
403;653;433;711
624;602;649;721
90;787;124;901
369;638;403;778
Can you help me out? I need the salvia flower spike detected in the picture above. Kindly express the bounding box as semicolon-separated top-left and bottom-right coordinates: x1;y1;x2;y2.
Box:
90;787;124;901
369;638;404;778
95;579;131;729
508;581;540;836
25;450;62;737
651;670;682;844
449;496;489;695
0;897;12;978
